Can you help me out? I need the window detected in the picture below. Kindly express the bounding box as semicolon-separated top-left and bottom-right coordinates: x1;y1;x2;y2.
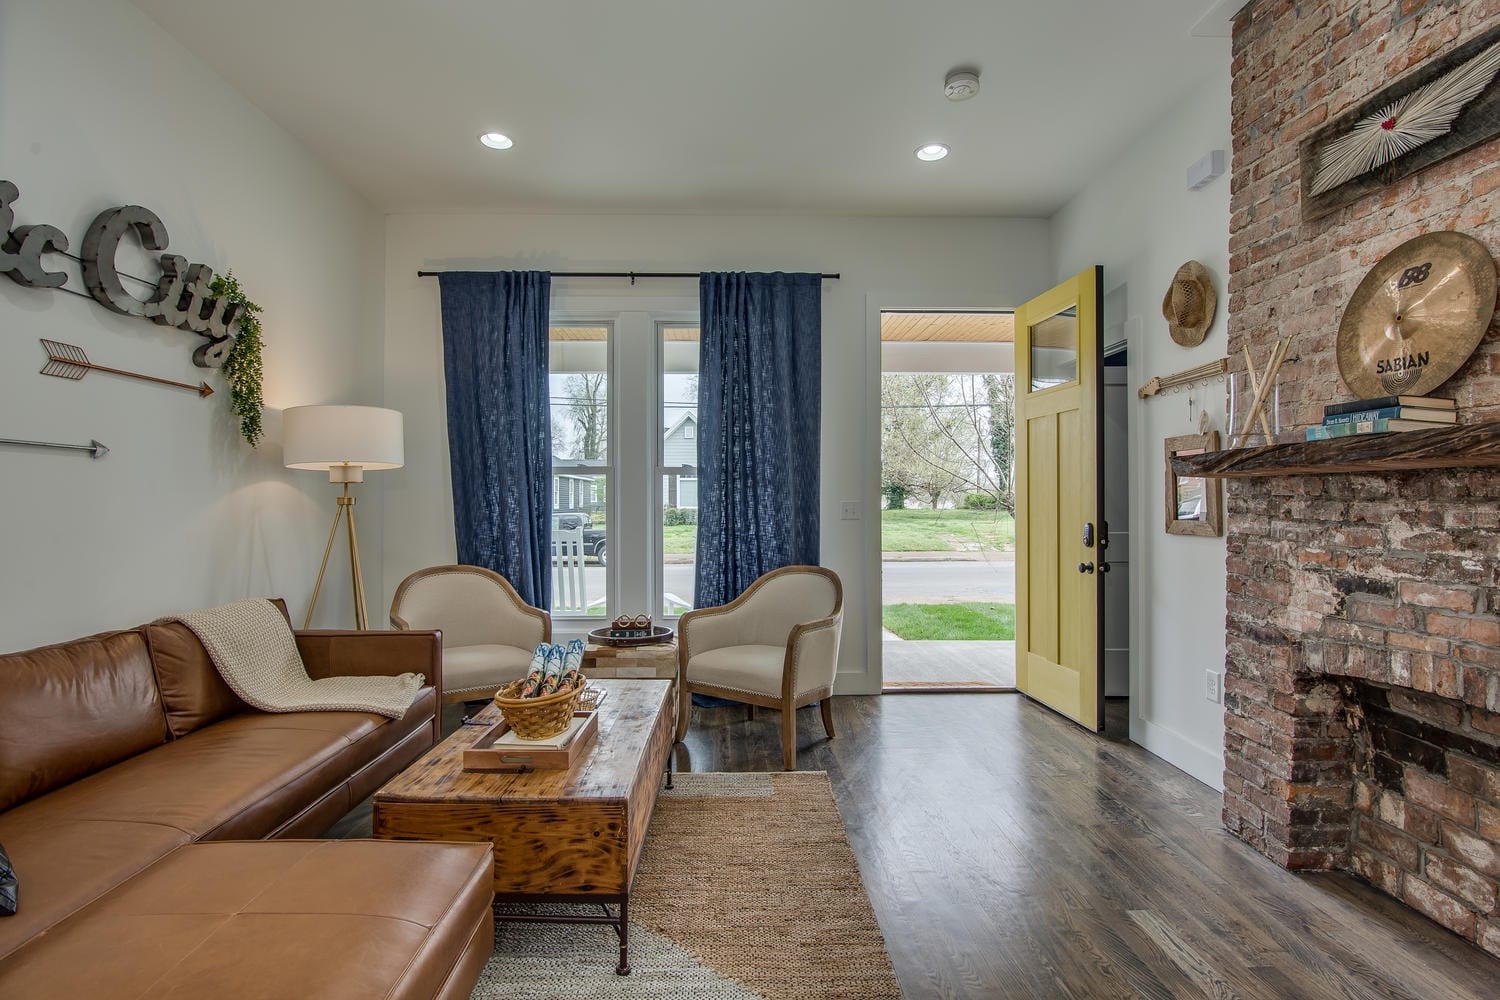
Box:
661;324;699;617
549;325;611;618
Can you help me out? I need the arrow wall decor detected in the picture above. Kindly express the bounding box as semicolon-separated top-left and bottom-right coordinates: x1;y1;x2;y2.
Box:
0;436;109;458
40;339;213;397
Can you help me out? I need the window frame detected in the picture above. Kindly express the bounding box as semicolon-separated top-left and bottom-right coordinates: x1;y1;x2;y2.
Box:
656;320;701;622
542;300;698;639
547;319;616;624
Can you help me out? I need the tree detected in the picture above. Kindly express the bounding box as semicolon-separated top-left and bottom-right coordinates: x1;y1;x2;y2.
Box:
876;371;1020;512
876;374;984;509
983;374;1016;515
550;412;574;459
564;373;607;460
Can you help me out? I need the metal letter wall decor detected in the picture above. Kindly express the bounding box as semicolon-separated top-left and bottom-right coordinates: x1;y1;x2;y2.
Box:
0;179;244;367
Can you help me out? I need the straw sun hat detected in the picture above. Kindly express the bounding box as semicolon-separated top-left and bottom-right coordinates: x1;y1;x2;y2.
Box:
1161;260;1217;347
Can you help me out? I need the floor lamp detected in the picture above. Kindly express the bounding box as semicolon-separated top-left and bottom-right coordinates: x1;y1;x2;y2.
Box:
283;405;404;629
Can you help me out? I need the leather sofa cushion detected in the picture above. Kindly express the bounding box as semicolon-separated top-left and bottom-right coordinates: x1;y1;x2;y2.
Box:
14;687;434;839
0;689;434;959
0;816;191;961
0;631;168;813
144;621;247;739
0;839;495;1000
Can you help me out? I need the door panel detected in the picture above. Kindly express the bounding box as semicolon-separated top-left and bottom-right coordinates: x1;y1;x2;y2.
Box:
1025;415;1059;665
1015;268;1103;731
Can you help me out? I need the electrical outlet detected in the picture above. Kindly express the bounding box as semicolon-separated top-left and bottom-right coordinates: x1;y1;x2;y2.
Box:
840;501;861;521
1206;671;1222;704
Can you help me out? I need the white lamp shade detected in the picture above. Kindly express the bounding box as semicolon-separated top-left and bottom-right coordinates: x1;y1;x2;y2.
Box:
283;405;404;471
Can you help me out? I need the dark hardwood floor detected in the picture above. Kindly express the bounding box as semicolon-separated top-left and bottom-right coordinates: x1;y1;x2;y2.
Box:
333;694;1500;999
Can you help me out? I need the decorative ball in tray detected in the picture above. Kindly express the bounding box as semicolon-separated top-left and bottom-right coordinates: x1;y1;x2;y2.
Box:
587;613;675;647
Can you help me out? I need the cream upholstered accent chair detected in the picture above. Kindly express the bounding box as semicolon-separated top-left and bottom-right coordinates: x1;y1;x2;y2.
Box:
675;565;843;770
389;565;551;704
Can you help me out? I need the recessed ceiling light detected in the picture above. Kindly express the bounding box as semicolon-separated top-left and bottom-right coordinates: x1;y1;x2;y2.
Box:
915;143;949;162
478;132;513;150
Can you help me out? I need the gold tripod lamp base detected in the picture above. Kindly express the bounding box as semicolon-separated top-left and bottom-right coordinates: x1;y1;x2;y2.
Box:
304;472;369;630
282;405;404;632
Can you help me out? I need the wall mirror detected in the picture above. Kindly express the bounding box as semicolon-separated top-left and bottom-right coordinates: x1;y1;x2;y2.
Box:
1165;431;1222;537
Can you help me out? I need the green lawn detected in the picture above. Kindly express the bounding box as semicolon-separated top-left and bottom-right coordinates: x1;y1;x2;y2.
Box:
663;524;696;554
881;508;1015;553
882;602;1016;641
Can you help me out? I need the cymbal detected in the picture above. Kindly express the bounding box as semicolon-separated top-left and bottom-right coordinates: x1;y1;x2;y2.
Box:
1337;231;1496;398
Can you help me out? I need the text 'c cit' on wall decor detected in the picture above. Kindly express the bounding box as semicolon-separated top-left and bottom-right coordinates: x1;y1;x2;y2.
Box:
0;179;245;367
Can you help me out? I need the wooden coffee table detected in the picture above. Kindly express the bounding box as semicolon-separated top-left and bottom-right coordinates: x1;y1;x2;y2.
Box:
372;679;675;975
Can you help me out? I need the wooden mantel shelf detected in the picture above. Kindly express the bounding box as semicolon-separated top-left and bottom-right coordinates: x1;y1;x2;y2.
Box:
1172;421;1500;479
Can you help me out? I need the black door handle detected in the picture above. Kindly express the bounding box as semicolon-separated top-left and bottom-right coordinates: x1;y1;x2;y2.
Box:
1078;561;1095;574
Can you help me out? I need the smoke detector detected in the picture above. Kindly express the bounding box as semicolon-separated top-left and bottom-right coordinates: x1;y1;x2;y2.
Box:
944;69;980;102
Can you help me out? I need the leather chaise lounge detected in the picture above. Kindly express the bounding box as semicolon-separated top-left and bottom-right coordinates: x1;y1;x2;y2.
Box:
0;602;494;999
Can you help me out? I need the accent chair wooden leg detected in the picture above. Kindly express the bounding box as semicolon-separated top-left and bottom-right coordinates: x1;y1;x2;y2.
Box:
820;698;836;738
747;704;755;721
781;703;797;771
675;680;691;742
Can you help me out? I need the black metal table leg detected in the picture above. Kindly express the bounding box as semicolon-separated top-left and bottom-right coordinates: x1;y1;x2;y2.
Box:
665;755;674;790
615;895;631;975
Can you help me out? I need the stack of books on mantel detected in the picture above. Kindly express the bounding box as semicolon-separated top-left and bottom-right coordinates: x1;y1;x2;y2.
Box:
1305;395;1456;441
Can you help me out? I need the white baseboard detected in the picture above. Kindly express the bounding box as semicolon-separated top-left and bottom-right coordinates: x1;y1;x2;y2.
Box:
834;672;881;696
1131;715;1224;791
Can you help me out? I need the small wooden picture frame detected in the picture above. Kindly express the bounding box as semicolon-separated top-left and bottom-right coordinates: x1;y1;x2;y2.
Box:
1165;432;1222;537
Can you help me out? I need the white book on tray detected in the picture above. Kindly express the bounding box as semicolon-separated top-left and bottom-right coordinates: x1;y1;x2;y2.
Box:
495;715;588;749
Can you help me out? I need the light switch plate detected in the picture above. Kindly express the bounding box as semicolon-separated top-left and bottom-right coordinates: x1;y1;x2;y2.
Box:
840;501;861;521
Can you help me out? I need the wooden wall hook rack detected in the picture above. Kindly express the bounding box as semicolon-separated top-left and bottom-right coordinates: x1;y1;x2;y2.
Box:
1138;357;1229;399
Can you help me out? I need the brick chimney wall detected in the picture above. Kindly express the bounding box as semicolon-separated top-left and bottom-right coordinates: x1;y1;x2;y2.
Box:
1226;0;1500;955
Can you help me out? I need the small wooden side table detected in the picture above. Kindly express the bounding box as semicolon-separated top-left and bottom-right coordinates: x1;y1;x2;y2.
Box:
582;637;678;681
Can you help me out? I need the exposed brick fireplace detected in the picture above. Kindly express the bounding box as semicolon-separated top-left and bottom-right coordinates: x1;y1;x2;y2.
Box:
1225;1;1500;957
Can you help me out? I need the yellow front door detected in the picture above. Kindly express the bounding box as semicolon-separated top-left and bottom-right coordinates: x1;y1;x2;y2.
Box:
1015;267;1104;731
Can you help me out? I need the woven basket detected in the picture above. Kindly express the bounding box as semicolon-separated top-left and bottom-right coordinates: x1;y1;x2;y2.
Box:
493;675;589;740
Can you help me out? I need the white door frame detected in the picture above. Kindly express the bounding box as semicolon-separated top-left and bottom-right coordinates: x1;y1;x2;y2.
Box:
857;292;1018;695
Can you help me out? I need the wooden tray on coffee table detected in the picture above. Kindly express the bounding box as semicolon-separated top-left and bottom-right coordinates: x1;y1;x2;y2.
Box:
462;710;599;772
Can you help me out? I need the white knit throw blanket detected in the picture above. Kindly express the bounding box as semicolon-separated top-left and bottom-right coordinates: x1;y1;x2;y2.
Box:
165;599;423;720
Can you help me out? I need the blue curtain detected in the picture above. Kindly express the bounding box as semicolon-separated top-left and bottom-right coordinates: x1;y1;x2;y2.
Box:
695;272;822;608
437;271;552;608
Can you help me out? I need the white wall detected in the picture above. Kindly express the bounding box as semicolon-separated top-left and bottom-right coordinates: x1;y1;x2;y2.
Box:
1051;60;1232;788
383;213;1052;693
0;0;386;650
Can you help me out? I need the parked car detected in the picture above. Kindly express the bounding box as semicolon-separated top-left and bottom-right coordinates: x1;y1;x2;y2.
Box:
553;511;607;565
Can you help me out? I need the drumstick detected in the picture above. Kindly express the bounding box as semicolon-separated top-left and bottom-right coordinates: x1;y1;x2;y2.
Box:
1241;345;1274;442
1236;338;1286;448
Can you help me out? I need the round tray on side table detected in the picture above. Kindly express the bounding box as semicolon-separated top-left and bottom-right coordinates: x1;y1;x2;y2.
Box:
586;625;675;647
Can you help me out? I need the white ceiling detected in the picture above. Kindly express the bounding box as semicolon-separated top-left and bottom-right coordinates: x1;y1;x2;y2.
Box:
132;0;1226;217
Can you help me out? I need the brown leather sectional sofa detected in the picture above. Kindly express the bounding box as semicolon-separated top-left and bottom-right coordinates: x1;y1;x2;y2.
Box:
0;604;495;999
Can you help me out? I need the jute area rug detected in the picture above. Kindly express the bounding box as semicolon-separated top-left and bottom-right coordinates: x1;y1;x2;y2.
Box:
470;771;901;999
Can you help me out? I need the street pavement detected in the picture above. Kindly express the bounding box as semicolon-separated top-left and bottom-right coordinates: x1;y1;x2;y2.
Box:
569;557;1013;613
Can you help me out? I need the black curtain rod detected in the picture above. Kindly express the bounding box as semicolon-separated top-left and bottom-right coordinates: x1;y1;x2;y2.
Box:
417;269;839;282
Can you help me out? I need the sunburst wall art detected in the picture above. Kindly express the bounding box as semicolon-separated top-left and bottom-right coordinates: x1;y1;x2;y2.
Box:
1299;24;1500;221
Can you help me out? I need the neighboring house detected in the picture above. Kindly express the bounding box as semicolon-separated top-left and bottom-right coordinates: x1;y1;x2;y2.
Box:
662;412;698;509
551;458;608;514
552;474;597;511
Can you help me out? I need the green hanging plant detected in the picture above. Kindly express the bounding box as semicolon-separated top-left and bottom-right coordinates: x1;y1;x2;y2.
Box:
209;271;265;446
